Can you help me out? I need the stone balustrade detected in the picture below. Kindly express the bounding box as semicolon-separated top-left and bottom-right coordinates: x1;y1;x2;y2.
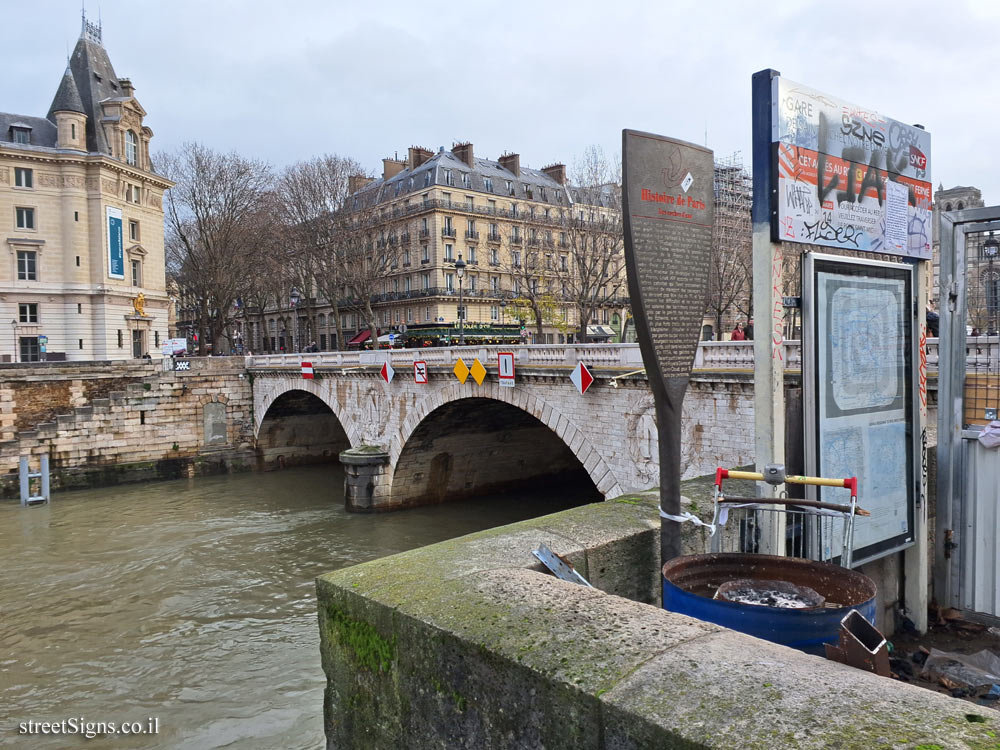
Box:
246;338;971;374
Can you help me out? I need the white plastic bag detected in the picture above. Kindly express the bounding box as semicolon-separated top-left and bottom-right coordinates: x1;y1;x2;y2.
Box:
978;420;1000;449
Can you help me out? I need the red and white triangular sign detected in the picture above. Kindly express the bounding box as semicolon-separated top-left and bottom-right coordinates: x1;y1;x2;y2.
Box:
380;360;395;384
570;361;594;395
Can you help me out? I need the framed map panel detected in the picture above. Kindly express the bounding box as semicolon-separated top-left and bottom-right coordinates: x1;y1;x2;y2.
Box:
803;253;916;565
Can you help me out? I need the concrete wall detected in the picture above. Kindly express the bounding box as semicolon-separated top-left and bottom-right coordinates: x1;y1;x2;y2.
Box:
316;491;997;749
0;358;254;497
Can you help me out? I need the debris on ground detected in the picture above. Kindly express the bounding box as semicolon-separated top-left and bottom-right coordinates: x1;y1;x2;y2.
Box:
888;607;1000;711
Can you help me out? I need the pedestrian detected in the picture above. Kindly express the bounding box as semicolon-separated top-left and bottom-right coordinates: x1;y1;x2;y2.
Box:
926;305;939;338
744;319;754;340
731;322;745;341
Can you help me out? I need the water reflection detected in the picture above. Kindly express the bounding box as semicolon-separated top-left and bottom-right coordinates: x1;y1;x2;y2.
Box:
0;466;592;748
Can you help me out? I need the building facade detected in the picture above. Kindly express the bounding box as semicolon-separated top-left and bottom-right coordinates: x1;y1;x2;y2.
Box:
0;17;171;361
253;143;627;352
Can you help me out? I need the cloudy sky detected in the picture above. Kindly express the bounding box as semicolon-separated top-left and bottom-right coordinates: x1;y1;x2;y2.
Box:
6;0;997;201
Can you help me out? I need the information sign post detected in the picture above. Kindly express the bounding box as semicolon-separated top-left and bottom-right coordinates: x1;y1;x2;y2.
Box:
622;130;714;566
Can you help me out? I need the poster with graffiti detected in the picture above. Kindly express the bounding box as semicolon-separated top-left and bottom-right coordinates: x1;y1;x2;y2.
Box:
772;77;932;258
805;255;916;565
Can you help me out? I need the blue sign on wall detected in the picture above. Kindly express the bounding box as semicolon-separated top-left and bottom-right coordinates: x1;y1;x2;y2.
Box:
107;206;125;279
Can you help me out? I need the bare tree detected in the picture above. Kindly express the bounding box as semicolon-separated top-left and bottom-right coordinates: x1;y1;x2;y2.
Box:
498;218;564;339
161;143;273;355
336;193;403;343
557;145;627;343
275;155;367;350
707;156;753;337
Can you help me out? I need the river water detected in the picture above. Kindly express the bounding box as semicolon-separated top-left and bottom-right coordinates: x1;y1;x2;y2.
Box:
0;466;588;748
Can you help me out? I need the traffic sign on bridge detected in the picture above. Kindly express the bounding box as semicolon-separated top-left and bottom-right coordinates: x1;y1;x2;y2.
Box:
570;362;594;395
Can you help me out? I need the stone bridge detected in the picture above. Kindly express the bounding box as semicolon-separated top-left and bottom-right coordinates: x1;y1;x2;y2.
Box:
247;343;800;511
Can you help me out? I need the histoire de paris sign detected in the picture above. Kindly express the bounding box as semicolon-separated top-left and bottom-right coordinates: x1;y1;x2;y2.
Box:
622;130;714;563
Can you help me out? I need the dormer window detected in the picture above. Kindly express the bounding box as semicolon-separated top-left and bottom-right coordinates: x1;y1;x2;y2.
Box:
11;126;30;144
125;130;137;166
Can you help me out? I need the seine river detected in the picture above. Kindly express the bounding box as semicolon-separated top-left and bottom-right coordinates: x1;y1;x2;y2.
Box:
0;466;588;748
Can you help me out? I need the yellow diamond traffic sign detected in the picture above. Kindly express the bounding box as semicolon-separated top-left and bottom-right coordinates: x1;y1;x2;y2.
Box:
453;358;470;384
470;358;487;386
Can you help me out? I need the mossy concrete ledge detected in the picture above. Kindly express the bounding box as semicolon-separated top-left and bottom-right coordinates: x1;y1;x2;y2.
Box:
316;493;999;749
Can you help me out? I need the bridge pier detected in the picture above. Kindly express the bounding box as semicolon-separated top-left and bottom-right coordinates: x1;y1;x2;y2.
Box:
339;446;391;512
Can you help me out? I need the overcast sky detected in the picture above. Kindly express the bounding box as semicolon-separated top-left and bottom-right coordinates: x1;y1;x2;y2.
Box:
6;0;997;201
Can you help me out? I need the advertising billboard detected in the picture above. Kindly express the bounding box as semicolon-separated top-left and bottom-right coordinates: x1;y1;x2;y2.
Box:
772;77;932;258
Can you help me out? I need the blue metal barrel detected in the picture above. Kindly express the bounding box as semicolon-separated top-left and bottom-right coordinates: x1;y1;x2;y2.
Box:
662;553;877;655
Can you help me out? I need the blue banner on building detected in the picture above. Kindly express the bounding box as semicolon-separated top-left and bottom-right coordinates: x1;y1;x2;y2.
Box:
107;206;125;279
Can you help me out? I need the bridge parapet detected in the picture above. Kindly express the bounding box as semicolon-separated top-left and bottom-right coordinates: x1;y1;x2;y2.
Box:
246;339;959;375
247;341;810;372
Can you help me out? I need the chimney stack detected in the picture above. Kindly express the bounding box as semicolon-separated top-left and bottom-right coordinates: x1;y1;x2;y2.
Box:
118;78;135;98
407;146;434;171
452;142;474;168
382;158;405;180
499;152;520;177
541;163;566;185
348;175;374;195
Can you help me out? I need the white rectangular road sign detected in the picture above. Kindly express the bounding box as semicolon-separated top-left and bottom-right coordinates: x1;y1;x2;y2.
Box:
413;360;428;384
498;352;515;388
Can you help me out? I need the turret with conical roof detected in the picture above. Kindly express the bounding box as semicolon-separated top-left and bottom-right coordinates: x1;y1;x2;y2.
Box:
49;66;87;151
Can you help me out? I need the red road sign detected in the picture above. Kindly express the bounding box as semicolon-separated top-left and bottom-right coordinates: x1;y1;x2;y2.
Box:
380;360;395;383
301;362;314;379
570;361;593;395
498;352;515;388
413;360;428;384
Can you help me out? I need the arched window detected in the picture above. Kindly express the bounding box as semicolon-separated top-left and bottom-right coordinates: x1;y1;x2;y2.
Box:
125;130;137;166
945;203;952;211
958;202;965;210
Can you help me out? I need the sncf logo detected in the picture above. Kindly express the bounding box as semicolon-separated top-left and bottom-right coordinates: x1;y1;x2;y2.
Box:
909;146;927;170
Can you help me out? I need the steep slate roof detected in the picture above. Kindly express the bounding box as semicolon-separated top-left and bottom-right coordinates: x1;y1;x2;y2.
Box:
356;147;585;209
49;34;125;154
0;113;57;148
49;66;85;115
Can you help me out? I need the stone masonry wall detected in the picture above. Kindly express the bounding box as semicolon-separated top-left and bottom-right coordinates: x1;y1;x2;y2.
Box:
0;358;254;497
316;491;997;749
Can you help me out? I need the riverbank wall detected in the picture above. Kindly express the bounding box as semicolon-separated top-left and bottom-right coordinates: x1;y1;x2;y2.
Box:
316;490;995;749
0;358;254;497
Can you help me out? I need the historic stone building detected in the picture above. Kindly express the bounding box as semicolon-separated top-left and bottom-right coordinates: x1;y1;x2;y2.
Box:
930;185;999;333
254;143;626;351
0;17;171;361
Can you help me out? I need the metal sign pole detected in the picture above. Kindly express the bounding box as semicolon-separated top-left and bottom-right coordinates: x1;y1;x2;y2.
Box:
905;258;930;632
751;69;786;554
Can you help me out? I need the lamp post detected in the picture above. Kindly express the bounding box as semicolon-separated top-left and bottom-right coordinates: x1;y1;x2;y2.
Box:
290;286;301;353
455;254;466;346
985;233;999;335
10;319;17;363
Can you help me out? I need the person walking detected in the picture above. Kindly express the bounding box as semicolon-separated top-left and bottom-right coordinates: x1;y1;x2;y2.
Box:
744;318;754;340
731;322;745;341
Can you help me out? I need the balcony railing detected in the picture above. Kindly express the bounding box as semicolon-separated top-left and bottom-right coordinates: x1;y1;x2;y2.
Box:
465;230;480;241
442;227;456;238
487;232;502;243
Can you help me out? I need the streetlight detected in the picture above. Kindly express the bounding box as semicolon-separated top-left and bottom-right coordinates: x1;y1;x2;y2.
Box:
290;286;301;353
10;319;17;363
455;254;466;346
985;234;999;335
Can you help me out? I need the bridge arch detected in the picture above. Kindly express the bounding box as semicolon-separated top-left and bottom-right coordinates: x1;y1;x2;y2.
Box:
254;378;359;469
388;381;621;506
